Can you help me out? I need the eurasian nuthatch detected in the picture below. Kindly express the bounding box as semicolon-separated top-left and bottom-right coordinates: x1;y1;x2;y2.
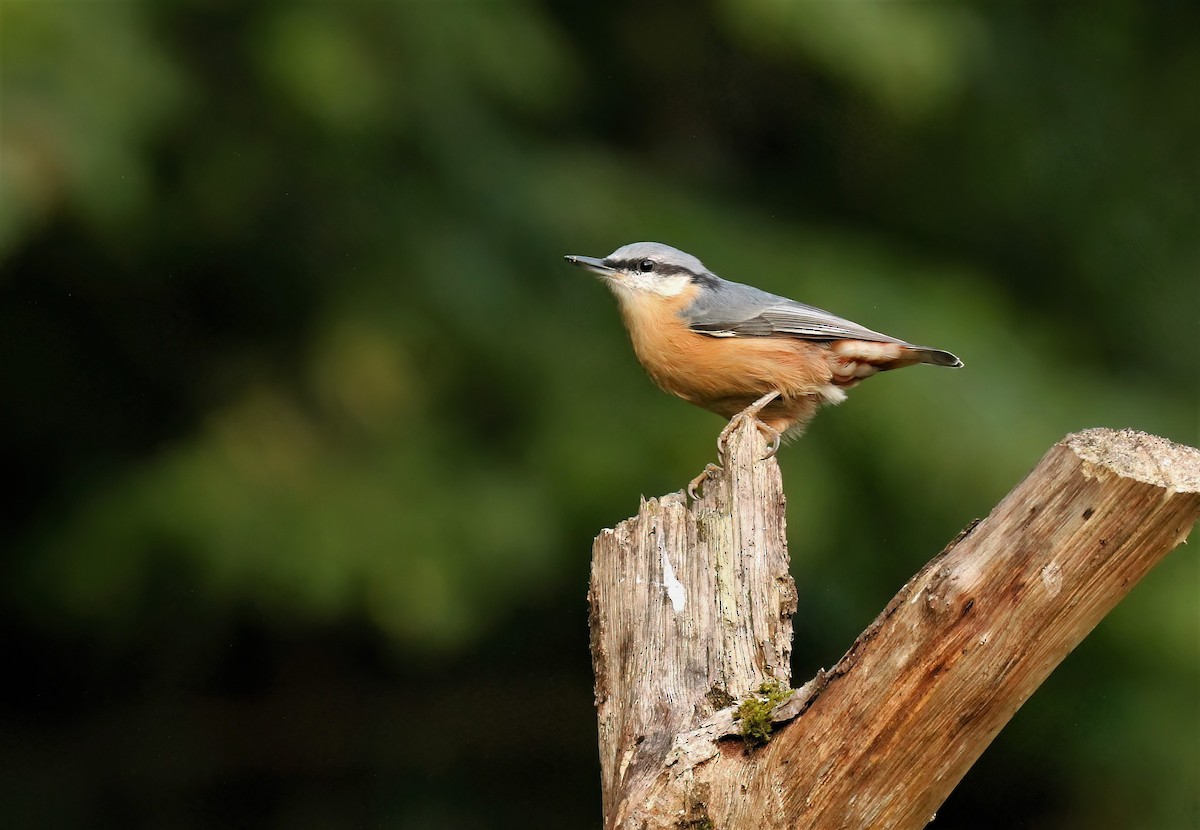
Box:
566;242;961;484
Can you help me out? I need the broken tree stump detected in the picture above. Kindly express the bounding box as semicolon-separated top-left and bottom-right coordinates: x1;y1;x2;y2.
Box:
587;424;1200;829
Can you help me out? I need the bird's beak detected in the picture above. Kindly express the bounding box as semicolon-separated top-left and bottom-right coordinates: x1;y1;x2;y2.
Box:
564;254;616;276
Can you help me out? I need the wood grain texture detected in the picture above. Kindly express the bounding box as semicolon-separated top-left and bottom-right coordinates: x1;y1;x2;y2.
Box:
589;418;795;827
588;427;1200;829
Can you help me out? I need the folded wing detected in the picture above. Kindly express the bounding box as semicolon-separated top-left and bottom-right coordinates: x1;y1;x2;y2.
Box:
684;277;962;367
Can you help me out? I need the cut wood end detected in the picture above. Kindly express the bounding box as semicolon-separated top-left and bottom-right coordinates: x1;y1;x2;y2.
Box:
1067;428;1200;491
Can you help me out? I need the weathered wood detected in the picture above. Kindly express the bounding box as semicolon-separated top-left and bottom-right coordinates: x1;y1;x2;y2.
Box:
588;426;1200;829
589;418;795;827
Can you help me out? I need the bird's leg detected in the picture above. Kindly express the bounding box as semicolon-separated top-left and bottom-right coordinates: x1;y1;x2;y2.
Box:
717;391;782;463
689;392;783;501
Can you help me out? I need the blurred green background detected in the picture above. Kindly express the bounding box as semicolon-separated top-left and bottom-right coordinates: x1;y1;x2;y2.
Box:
2;1;1197;828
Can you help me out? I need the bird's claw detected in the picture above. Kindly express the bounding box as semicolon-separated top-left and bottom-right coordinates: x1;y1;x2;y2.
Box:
716;418;739;463
717;415;782;464
759;425;782;460
687;463;723;501
698;391;783;499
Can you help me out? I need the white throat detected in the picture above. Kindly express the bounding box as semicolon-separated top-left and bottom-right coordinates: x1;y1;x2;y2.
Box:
606;271;691;298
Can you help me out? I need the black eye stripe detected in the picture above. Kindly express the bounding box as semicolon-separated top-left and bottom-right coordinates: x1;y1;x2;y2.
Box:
604;258;695;278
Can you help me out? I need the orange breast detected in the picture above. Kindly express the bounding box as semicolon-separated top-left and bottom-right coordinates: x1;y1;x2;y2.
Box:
617;292;836;420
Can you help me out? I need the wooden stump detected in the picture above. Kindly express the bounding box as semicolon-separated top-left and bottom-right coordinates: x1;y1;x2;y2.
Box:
588;425;1200;829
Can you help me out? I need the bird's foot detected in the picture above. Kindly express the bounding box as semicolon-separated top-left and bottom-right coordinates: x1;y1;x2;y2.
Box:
717;391;783;463
687;463;724;501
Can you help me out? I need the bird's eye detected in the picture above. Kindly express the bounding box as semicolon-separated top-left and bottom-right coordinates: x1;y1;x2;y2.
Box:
638;259;655;273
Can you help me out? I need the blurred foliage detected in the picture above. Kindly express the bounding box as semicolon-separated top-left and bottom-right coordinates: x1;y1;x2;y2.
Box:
1;1;1197;828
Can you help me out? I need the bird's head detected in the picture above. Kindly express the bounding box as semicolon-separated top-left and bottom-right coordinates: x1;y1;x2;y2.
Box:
565;242;713;301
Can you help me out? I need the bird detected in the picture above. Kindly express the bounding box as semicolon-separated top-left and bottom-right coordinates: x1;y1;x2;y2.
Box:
565;242;962;496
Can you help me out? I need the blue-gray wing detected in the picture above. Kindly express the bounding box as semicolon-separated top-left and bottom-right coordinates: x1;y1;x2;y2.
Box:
683;277;902;344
